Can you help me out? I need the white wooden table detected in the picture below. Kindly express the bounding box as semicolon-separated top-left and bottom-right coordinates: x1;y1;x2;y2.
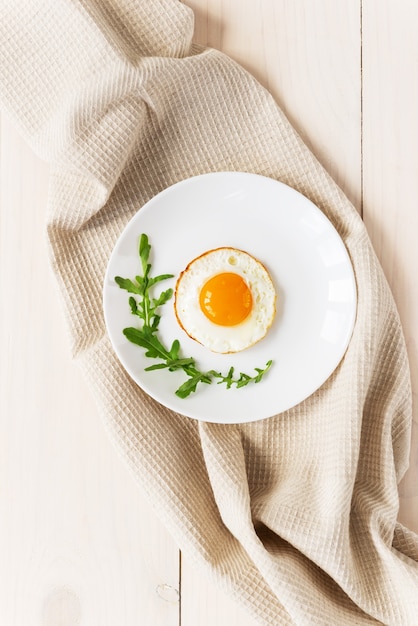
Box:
1;2;417;624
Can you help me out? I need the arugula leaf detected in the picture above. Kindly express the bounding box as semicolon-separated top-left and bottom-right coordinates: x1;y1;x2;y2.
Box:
175;371;212;398
139;233;151;276
152;288;173;310
115;233;273;399
145;357;195;372
254;359;273;382
169;339;180;360
213;359;273;389
123;327;169;360
128;296;138;315
115;277;141;294
148;274;174;287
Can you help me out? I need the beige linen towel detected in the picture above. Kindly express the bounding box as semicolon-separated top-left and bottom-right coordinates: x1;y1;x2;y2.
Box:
1;1;417;624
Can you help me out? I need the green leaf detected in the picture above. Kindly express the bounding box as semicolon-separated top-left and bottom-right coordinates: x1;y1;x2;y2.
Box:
145;362;172;371
168;357;195;369
236;373;251;388
136;300;146;318
152;288;173;308
175;372;212;398
123;327;169;360
134;275;146;295
148;274;174;287
115;276;141;294
151;315;161;331
145;357;195;373
211;360;272;390
128;296;138;315
168;339;180;360
254;359;273;382
122;326;148;346
139;234;151;275
207;369;222;378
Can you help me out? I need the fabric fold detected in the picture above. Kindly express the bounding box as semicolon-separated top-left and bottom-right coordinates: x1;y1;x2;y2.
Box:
1;1;417;624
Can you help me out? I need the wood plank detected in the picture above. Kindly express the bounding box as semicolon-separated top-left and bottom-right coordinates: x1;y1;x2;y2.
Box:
180;565;261;626
180;2;362;623
362;0;418;532
0;116;180;625
187;0;362;211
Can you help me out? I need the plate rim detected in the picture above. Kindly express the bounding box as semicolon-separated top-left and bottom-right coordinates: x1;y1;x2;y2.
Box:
103;171;357;423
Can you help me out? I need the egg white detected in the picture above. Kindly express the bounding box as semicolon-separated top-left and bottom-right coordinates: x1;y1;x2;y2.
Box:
174;247;277;353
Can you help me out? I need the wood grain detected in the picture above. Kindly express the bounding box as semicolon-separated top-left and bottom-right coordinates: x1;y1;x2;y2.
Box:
0;2;417;625
181;2;362;622
187;0;362;211
0;119;180;626
362;0;418;529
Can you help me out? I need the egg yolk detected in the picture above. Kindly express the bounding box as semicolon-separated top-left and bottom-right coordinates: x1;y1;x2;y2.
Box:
199;272;253;326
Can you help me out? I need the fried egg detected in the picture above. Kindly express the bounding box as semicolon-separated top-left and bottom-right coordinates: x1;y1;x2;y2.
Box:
174;247;276;353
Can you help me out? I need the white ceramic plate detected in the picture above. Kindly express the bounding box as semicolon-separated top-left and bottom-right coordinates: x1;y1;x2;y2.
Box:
103;172;357;423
